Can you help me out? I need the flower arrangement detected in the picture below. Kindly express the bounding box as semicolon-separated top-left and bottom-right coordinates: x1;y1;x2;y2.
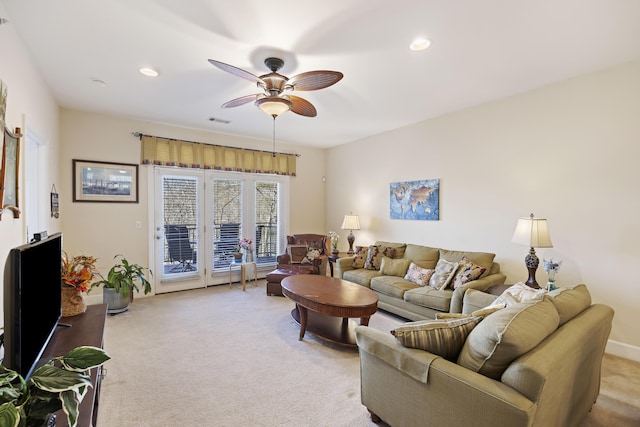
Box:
238;237;253;252
329;231;339;252
61;251;98;292
543;258;562;291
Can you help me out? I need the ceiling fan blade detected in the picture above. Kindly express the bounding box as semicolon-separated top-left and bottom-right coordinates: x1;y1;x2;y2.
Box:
288;70;343;91
208;59;263;84
289;96;317;117
221;94;261;108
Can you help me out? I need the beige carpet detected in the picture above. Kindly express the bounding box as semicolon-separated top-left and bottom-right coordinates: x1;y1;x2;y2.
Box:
97;281;640;426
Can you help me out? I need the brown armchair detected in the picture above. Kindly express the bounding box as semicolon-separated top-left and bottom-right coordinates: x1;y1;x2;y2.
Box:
276;234;329;276
265;234;329;296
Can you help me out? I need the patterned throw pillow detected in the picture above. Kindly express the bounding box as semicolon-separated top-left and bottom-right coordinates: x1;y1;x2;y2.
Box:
404;262;436;287
451;256;486;289
428;259;459;290
364;245;396;270
287;244;308;264
352;246;368;268
391;317;482;361
435;305;505;320
301;248;321;264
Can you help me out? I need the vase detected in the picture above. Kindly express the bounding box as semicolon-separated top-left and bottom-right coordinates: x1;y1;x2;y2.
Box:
103;287;130;314
245;250;253;262
61;285;87;317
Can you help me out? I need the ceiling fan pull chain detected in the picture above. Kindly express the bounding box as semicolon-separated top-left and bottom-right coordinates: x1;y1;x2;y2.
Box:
272;116;277;158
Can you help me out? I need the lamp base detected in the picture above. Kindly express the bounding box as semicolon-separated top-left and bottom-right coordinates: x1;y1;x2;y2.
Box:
524;247;541;289
347;232;355;254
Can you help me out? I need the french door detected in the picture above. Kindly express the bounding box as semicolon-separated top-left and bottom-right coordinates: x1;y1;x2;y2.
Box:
152;166;288;293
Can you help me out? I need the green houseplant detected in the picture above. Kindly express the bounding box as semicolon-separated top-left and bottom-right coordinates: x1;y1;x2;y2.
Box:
89;255;152;314
0;346;110;427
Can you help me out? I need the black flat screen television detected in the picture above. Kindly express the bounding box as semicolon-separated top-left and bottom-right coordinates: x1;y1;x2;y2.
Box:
3;232;62;379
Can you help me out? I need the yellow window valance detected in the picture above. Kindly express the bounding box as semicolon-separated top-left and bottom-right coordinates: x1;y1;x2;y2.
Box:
139;134;297;176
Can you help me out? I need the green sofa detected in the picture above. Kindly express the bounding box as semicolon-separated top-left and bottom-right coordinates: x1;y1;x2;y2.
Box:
355;284;614;427
336;241;507;320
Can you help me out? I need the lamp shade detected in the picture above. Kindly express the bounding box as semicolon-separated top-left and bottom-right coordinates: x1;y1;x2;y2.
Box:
512;214;553;248
255;97;292;117
341;214;361;231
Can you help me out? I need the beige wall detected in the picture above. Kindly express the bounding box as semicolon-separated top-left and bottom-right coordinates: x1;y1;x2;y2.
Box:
0;3;60;328
327;60;640;360
59;109;327;285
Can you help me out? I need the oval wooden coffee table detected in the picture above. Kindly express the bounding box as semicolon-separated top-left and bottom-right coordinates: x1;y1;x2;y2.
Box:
281;275;378;347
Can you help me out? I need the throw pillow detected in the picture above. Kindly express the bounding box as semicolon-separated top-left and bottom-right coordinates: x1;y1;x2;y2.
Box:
391;317;482;361
287;244;308;264
457;297;560;380
352;246;368;268
380;256;412;277
301;247;321;264
364;245;396;270
404;262;436;287
435;304;505;320
428;259;459;290
486;282;546;309
451;256;486;289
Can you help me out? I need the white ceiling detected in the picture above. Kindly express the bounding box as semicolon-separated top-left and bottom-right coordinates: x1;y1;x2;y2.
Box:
3;0;640;148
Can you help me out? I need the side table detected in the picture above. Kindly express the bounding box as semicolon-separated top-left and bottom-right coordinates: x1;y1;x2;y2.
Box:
229;261;257;291
327;252;350;277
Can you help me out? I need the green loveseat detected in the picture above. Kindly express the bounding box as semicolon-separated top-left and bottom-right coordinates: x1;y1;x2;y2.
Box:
355;285;614;427
336;241;506;320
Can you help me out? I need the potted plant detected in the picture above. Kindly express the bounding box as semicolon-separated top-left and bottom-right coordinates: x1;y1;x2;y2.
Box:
89;254;152;315
0;346;110;427
61;252;99;316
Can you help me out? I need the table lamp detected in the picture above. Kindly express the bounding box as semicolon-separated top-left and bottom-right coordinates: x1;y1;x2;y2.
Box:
341;213;361;254
511;213;553;288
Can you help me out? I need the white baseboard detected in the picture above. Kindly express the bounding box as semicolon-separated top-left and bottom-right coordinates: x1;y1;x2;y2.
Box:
606;339;640;363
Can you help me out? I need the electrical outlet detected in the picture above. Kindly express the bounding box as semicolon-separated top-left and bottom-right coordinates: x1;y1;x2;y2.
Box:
135;220;142;229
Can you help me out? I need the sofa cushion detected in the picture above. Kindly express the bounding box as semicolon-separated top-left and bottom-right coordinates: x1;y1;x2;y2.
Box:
365;245;396;270
403;286;453;312
374;241;407;259
404;262;435;287
343;269;381;287
391;316;482;361
371;276;418;298
429;258;459;290
451;256;486;289
380;256;412;277
440;249;495;278
457;296;560;380
287;244;308;264
548;284;592;325
403;244;440;269
352;245;368;268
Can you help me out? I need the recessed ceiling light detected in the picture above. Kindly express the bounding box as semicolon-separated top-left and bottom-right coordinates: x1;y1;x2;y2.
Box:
139;67;159;77
409;38;431;51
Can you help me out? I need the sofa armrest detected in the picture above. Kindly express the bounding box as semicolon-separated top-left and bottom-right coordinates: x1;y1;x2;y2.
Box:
355;326;439;383
276;253;290;264
449;272;507;313
336;256;355;279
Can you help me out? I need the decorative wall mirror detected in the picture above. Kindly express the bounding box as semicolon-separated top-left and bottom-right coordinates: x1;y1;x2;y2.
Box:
0;126;21;219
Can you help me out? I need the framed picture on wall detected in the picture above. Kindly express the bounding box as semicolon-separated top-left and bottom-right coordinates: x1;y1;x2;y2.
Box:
0;126;22;219
390;179;440;220
73;159;139;203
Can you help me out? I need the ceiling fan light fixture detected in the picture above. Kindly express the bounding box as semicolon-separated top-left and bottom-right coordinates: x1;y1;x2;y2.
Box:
255;97;292;117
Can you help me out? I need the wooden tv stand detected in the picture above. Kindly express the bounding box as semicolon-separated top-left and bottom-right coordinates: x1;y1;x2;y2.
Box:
41;304;107;427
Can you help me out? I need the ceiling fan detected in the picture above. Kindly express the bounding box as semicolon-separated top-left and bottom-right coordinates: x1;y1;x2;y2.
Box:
208;57;343;118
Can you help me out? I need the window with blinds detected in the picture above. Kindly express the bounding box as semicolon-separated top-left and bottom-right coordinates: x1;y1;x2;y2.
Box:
163;176;199;272
212;178;243;268
255;181;280;264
